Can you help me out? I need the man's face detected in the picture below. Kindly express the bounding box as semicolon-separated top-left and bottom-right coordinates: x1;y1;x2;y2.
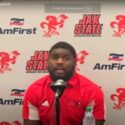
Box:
48;48;76;81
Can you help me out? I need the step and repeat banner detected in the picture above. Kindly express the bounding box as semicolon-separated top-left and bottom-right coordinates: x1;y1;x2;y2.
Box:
0;0;125;125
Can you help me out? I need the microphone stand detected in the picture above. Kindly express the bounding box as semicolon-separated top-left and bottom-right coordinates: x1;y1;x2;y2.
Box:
55;89;62;125
55;94;60;125
50;79;66;125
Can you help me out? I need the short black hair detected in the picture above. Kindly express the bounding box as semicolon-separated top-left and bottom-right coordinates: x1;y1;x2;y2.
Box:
49;41;76;58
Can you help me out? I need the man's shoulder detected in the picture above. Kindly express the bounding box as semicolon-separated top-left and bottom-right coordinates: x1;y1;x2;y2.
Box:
27;74;51;90
77;73;104;96
36;74;51;83
77;73;101;89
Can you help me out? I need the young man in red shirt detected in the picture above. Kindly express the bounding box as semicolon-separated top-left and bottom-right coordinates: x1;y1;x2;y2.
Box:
23;41;106;125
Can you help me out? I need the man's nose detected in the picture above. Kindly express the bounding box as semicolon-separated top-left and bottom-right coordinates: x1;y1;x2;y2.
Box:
56;58;64;64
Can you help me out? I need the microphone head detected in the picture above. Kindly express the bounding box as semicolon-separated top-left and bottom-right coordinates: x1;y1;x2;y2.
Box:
50;79;66;91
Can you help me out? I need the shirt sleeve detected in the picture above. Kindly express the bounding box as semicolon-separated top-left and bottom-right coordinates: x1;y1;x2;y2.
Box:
22;83;40;120
90;87;106;120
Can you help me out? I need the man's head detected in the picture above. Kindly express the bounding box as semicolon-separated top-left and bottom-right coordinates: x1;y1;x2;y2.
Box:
48;41;76;81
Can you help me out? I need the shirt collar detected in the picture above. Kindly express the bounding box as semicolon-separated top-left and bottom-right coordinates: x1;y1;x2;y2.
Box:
68;72;79;86
46;75;53;85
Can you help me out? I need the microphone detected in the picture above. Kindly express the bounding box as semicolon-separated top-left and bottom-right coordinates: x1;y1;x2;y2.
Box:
50;79;67;98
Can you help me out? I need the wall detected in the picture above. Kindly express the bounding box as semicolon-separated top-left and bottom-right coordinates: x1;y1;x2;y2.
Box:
0;0;125;125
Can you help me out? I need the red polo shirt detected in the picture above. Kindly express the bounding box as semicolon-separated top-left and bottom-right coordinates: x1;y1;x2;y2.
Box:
23;73;105;125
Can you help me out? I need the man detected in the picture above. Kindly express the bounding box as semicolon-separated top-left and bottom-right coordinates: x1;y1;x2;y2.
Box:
22;41;106;125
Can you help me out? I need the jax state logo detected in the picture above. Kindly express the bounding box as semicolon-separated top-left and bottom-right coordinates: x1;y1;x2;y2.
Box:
110;88;125;109
26;51;49;73
74;14;103;37
110;15;125;37
40;14;68;37
0;51;20;74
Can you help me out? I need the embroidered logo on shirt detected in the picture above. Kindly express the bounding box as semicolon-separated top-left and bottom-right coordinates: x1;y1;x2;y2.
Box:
41;100;49;106
68;100;83;107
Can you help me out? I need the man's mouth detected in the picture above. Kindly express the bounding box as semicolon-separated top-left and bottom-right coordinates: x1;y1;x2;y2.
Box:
55;69;65;75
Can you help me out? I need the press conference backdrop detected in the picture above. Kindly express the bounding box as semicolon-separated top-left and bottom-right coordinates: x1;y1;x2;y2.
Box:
0;0;125;125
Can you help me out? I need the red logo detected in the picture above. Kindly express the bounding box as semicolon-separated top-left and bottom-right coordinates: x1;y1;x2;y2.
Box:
76;50;89;71
110;15;125;37
0;121;21;125
74;14;103;37
0;51;20;74
26;51;49;73
40;14;68;37
110;88;125;109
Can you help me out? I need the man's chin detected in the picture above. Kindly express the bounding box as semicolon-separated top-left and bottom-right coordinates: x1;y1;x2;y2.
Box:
51;75;65;81
50;71;73;81
55;76;65;80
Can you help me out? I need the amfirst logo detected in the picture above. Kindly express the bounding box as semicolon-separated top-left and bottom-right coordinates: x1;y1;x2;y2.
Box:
0;98;23;105
0;27;37;34
0;18;37;35
93;53;125;70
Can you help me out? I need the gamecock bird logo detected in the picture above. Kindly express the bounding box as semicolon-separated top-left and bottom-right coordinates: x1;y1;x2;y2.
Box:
0;50;20;74
110;15;125;37
75;50;89;71
40;14;68;37
111;88;125;109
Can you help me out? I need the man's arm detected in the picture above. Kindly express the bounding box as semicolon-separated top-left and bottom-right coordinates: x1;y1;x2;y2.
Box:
23;119;41;125
96;120;105;125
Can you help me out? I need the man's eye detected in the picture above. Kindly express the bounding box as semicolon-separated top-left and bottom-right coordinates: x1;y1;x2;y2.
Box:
51;55;71;60
51;55;58;59
65;57;70;60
